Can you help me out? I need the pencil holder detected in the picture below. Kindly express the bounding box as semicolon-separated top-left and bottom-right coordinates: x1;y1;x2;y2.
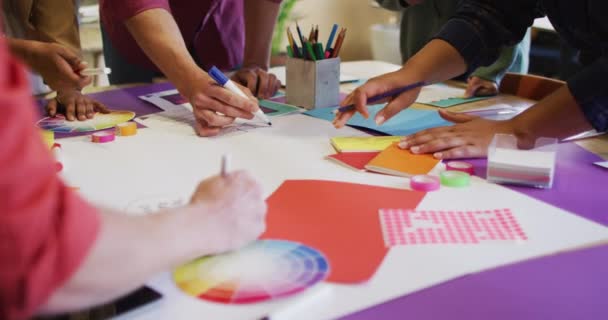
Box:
286;57;340;109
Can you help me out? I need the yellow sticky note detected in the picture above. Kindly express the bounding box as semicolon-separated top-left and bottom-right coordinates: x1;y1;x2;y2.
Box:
330;136;402;153
40;130;54;149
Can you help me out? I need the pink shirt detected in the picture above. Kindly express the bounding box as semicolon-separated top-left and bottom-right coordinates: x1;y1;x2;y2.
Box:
100;0;281;72
0;37;100;319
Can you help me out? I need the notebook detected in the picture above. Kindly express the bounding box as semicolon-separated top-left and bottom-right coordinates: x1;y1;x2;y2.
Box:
330;136;402;153
365;143;441;177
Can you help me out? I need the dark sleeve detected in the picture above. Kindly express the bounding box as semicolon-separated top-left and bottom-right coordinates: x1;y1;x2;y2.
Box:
567;56;608;132
433;0;541;74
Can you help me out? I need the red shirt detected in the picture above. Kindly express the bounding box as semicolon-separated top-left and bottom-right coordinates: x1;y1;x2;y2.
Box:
0;37;100;319
100;0;282;72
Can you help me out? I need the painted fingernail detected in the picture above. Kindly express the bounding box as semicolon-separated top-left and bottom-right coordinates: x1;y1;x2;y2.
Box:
411;146;420;153
398;141;408;149
375;115;385;125
434;152;443;159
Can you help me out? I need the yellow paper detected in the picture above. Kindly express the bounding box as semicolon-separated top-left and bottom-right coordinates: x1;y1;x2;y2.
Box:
330;136;402;153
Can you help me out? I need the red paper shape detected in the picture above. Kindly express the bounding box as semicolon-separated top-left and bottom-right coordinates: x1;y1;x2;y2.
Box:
326;152;380;171
262;180;426;283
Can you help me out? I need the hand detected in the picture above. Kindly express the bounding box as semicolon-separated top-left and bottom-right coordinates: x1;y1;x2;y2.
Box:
334;69;422;128
398;110;535;159
185;73;259;137
231;66;281;99
465;76;498;97
189;170;267;254
22;41;91;91
47;90;110;121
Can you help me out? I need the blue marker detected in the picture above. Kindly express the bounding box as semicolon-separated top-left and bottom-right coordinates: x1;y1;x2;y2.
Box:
208;66;271;126
337;81;426;113
325;24;339;54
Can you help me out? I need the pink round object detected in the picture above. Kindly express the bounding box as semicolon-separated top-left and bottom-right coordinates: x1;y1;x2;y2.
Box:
446;161;475;175
410;175;440;192
91;131;115;143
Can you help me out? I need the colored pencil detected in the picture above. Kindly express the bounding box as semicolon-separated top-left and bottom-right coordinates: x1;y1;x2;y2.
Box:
325;24;339;54
295;21;305;47
336;81;427;113
330;28;346;58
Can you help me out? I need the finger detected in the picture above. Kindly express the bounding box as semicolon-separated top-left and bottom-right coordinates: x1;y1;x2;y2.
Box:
192;93;255;119
206;86;258;113
438;109;479;123
85;100;95;119
46;99;57;117
352;88;371;119
235;83;257;101
65;100;76;121
56;45;83;70
465;81;481;98
76;97;87;121
333;109;356;128
236;70;258;96
92;100;110;114
271;75;281;96
433;145;485;160
194;108;236;127
78;76;93;89
409;135;468;155
400;127;455;149
376;89;418;125
194;119;222;137
255;69;270;99
474;86;498;97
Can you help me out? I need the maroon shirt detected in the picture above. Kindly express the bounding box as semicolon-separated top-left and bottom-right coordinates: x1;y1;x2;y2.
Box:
100;0;281;72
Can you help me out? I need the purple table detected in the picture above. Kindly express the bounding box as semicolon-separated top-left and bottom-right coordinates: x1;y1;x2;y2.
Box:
341;244;608;320
340;141;608;320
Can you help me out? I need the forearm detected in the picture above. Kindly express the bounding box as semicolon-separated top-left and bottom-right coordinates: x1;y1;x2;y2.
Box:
7;38;36;66
40;206;203;314
512;85;593;143
242;0;281;69
403;39;467;83
124;8;204;95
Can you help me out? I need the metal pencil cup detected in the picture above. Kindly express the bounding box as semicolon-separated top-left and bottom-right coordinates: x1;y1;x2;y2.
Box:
286;57;340;109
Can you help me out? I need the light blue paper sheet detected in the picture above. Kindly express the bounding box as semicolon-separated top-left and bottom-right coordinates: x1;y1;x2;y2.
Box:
304;104;452;136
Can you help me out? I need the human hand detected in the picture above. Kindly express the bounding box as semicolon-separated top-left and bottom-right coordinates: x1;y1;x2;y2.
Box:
465;76;498;97
231;66;281;99
189;170;267;254
398;110;533;159
25;41;91;91
47;90;110;121
334;69;422;128
185;73;259;137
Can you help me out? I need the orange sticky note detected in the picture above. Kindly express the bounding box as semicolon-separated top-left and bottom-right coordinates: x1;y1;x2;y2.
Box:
326;152;380;171
365;143;440;177
262;180;426;283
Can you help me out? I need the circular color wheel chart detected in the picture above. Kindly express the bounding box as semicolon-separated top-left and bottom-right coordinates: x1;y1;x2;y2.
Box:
173;240;330;304
36;111;135;133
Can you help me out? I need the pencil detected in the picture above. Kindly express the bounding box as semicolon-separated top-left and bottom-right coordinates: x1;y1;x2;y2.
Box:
325;24;339;54
330;28;346;58
336;81;427;113
221;154;230;177
295;21;305;47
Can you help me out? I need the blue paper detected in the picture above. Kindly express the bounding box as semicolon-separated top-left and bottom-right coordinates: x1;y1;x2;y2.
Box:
304;104;452;136
426;96;490;108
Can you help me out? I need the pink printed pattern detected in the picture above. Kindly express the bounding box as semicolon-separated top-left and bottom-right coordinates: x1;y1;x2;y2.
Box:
379;209;527;247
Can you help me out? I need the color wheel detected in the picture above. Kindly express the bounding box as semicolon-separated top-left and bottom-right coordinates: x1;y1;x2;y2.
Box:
173;240;330;304
37;111;135;133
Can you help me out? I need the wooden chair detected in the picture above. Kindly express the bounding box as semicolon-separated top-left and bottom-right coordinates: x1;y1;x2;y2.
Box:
499;73;565;100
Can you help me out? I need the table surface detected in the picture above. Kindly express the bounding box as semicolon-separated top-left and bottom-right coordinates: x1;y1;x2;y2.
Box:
61;61;607;320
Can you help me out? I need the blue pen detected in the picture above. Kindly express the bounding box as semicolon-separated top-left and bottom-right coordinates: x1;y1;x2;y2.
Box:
208;66;272;126
325;24;338;54
337;81;426;113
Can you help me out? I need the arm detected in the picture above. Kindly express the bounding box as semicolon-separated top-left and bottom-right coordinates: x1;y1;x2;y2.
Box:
41;170;266;313
231;0;281;99
123;8;259;137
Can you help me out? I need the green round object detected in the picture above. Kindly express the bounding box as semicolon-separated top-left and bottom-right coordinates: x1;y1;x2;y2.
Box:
440;170;471;187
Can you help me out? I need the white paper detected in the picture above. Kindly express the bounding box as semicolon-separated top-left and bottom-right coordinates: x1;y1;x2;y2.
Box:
595;161;608;169
415;83;467;103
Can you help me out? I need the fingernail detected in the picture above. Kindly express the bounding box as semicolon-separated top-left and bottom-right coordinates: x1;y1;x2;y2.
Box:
411;146;420;153
434;152;442;159
398;141;408;149
375;115;385;125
